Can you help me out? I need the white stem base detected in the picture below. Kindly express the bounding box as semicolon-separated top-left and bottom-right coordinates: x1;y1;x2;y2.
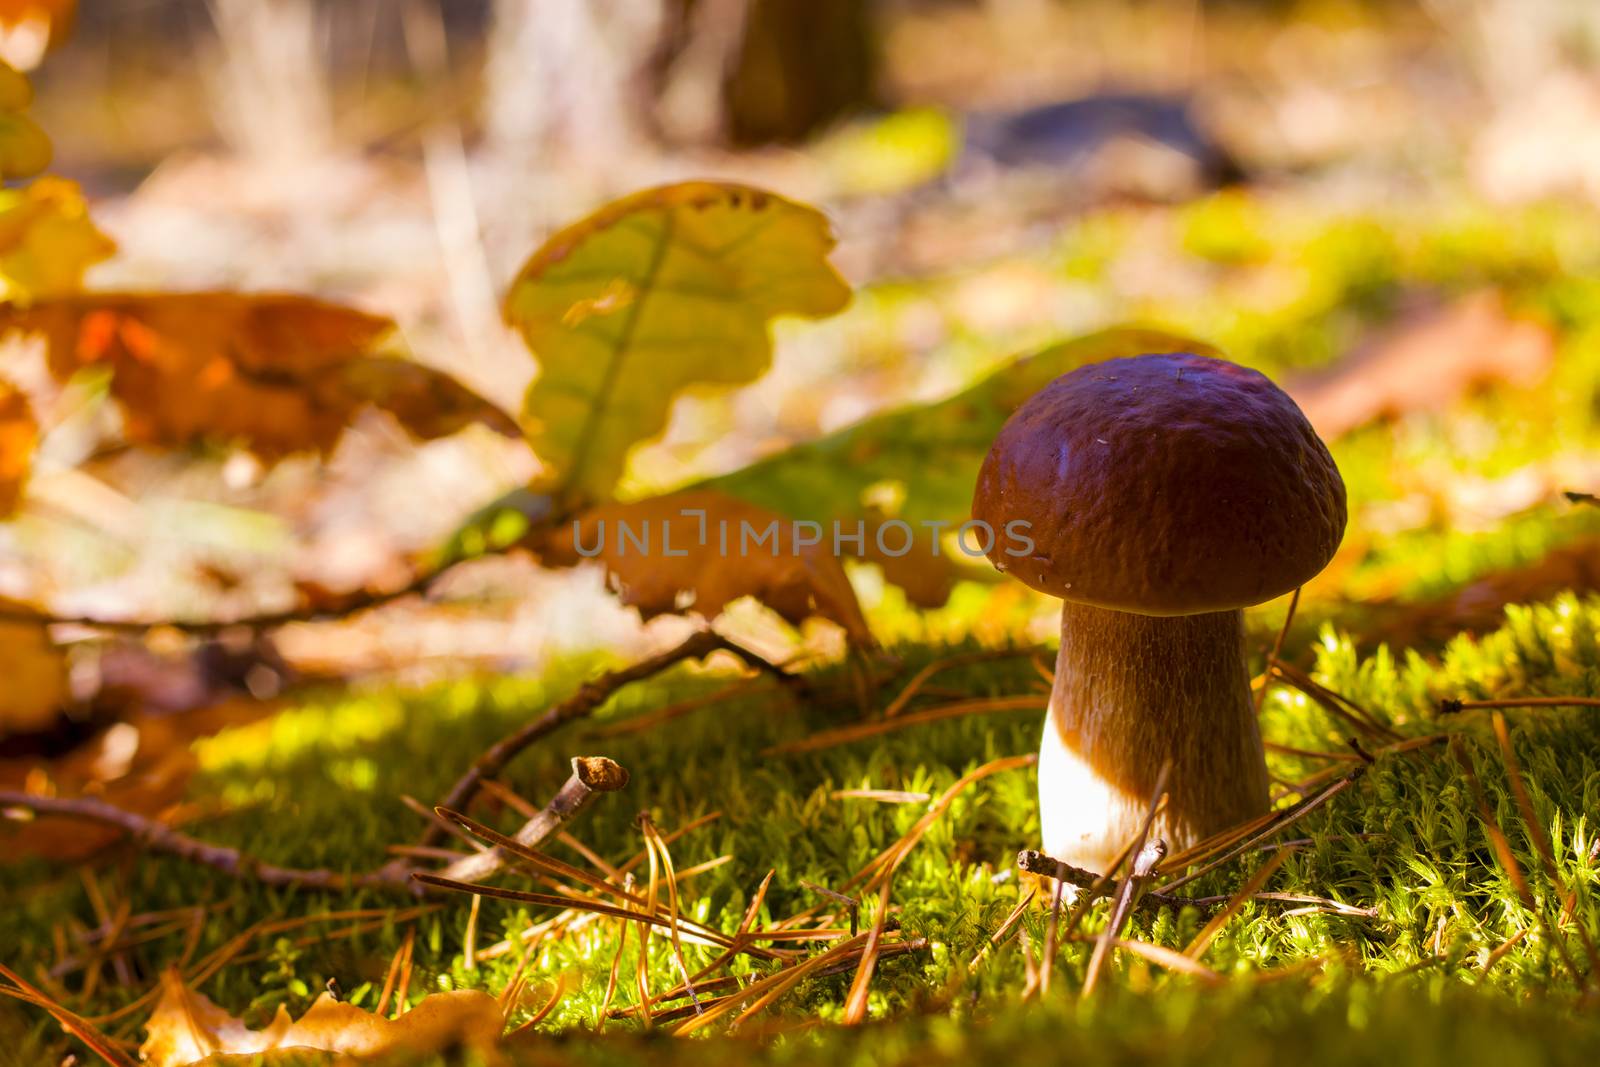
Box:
1038;603;1269;873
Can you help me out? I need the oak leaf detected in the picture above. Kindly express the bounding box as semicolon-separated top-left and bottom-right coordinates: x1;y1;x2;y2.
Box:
0;598;66;736
140;968;504;1066
0;59;46;176
0;375;34;514
0;176;114;297
506;181;851;505
0;292;519;459
532;488;874;646
1287;291;1553;439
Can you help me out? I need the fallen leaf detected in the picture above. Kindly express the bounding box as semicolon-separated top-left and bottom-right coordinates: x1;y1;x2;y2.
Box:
0;176;114;297
532;488;874;646
1358;538;1600;650
0;292;519;459
0;375;35;514
705;327;1218;606
1287;292;1554;439
0;58;46;175
140;969;503;1066
0;690;286;861
507;181;851;505
0;599;66;736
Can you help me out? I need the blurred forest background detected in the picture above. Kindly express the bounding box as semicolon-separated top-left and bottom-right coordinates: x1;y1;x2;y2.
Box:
11;0;1600;688
6;2;1600;1061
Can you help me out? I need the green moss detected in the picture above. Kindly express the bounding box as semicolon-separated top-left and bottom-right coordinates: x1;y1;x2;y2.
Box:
4;588;1600;1064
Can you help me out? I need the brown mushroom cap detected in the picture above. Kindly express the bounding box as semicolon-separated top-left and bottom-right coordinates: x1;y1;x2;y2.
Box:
972;352;1346;616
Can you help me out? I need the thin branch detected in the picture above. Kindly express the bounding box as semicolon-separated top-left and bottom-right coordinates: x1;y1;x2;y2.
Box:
1438;696;1600;715
439;757;630;883
0;792;418;894
423;630;791;845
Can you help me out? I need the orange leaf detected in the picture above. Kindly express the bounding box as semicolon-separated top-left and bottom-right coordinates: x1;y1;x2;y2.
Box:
0;598;65;737
140;968;504;1066
0;292;519;460
0;376;34;515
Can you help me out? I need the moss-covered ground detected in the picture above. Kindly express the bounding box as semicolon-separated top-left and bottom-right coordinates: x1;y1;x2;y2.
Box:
8;184;1600;1066
6;588;1600;1064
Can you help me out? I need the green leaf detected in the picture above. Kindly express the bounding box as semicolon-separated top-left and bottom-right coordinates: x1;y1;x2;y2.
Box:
702;328;1219;605
506;181;851;506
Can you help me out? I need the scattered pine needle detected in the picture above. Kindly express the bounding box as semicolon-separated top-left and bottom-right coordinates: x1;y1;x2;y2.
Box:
763;697;1045;756
1254;586;1301;716
843;882;893;1024
1183;847;1295;959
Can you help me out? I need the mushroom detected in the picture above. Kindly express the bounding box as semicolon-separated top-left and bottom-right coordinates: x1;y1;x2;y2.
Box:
971;351;1345;872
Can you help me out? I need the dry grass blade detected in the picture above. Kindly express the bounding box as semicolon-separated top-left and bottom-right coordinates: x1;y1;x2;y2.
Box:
1450;736;1583;987
1440;696;1600;714
1253;586;1300;716
883;648;1040;718
640;813;702;1015
686;934;873;1036
618;812;724;876
1481;928;1530;974
436;805;643;905
1039;877;1065;995
412;872;782;958
1069;937;1224;985
969;886;1037;972
1270;661;1401;741
508;974;569;1037
831;789;932;804
589;678;774;737
1159;767;1365;895
1490;713;1600;982
1183;847;1295;959
0;962;138;1067
1081;763;1171;998
843;882;893;1024
848;753;1038;893
763;697;1044;756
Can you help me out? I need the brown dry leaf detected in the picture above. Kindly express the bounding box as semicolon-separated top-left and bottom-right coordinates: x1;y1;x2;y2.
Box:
1359;538;1600;649
0;696;276;861
0;599;66;736
533;488;874;646
0;292;519;460
1288;292;1554;439
0;376;35;514
140;968;503;1066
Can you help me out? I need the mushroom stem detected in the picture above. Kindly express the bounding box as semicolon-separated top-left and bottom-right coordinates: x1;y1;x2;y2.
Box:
1039;601;1269;872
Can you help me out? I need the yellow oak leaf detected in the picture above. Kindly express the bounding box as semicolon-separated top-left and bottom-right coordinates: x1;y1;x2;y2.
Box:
506;181;851;505
0;176;114;298
0;375;34;515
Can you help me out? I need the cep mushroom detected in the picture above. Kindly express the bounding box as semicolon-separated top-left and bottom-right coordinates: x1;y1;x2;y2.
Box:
972;351;1346;872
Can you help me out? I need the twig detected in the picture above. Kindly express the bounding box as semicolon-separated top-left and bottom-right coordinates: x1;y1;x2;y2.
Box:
0;792;418;894
1438;696;1600;715
883;648;1042;718
425;630;790;845
1253;586;1300;716
762;696;1044;757
1490;713;1600;984
439;757;629;883
799;881;860;936
1158;767;1367;895
0;567;443;634
1450;736;1584;988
